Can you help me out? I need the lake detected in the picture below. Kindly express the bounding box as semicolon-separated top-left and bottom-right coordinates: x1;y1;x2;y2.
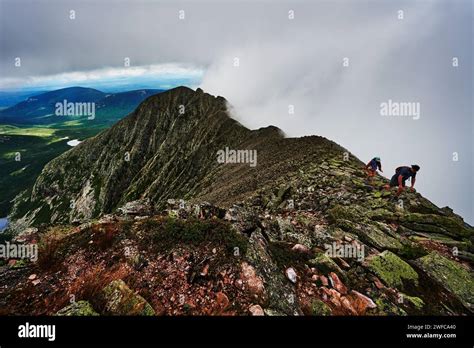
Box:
0;217;8;232
67;139;82;147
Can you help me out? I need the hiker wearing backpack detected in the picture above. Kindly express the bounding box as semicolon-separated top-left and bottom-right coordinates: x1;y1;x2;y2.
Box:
386;164;420;195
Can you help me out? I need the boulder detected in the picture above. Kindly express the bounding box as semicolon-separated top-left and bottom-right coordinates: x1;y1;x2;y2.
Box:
416;252;474;311
117;199;153;216
400;213;473;239
367;250;418;290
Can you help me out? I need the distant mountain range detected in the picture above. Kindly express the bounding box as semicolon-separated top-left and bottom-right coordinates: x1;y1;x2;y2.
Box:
0;90;49;108
0;86;165;217
0;87;164;126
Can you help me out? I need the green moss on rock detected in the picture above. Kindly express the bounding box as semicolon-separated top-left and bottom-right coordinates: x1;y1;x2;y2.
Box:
55;300;99;316
400;213;473;239
367;250;418;290
328;205;367;224
416;252;474;310
308;252;345;280
102;279;155;316
401;294;424;310
374;297;407;316
310;299;332;316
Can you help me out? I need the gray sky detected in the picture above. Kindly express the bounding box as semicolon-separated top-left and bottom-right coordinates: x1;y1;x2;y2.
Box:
0;0;472;223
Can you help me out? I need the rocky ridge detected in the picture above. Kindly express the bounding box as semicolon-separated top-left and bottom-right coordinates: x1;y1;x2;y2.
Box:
1;87;472;316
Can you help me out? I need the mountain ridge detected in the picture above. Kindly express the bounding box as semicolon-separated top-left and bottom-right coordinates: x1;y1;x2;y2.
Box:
2;86;473;317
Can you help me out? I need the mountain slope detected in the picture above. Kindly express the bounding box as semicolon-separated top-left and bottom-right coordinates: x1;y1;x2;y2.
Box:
0;87;105;122
3;86;473;316
0;87;165;216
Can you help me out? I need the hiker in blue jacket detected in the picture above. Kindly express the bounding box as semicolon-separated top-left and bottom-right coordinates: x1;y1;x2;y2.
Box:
365;157;382;181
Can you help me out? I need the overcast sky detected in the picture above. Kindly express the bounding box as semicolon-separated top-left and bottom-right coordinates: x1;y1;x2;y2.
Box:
0;0;472;223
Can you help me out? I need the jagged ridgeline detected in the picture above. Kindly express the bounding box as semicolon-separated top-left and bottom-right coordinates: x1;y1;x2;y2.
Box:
9;86;346;226
4;86;473;316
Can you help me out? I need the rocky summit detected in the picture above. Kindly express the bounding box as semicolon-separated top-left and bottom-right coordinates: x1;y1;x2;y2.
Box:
1;87;473;316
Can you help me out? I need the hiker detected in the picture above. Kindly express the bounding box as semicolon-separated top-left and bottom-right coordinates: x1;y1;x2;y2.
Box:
386;164;420;195
365;157;383;180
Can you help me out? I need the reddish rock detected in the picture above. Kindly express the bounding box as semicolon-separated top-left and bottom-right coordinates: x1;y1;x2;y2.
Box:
320;275;329;286
328;288;341;299
215;292;229;312
249;304;265;316
349;290;377;314
240;262;265;298
28;274;37;280
328;272;348;294
336;257;351;269
340;296;358;315
320;287;332;298
292;244;310;253
328;289;342;307
373;277;384;289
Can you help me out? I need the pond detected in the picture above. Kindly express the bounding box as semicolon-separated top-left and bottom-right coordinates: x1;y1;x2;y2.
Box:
0;217;9;232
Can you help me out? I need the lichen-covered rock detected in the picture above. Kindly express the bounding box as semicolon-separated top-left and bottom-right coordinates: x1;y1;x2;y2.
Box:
117;198;153;216
55;300;99;316
327;204;367;224
399;293;424;310
336;220;402;251
101;279;155;316
416;252;474;311
245;229;299;315
308;252;346;281
367;250;418;290
310;299;332;316
400;213;473;239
